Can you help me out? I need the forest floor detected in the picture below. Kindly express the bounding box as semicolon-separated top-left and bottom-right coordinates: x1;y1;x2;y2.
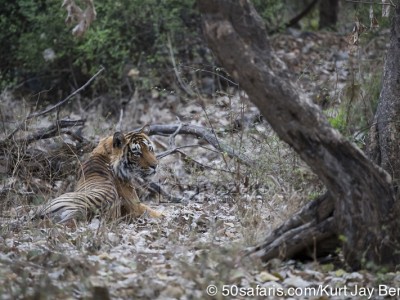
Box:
1;30;398;299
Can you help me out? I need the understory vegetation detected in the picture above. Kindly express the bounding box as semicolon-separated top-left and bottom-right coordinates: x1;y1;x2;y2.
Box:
0;1;396;299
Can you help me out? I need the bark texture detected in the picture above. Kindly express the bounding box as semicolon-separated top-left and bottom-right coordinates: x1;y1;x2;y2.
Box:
249;193;336;261
368;5;400;197
198;0;399;269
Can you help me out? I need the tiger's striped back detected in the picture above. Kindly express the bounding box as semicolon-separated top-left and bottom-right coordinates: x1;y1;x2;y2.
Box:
38;153;120;223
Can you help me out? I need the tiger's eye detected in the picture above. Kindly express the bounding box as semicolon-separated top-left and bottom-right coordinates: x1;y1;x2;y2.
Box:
131;151;141;158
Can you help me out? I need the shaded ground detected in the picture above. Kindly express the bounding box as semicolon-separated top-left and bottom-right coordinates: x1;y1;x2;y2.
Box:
0;30;397;299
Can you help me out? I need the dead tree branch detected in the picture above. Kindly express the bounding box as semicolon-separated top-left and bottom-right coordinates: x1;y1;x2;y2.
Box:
156;144;201;160
246;192;336;260
147;123;253;166
1;119;87;149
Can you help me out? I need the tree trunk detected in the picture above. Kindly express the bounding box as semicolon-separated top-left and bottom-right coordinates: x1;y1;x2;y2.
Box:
368;5;400;198
319;0;339;30
197;0;400;269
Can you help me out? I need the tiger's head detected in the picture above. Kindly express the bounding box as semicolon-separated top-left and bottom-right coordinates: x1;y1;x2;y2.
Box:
110;131;158;182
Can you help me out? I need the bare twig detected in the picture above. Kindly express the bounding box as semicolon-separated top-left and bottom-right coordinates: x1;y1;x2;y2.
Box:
116;108;124;132
200;105;229;166
181;65;238;87
156;142;233;173
176;149;235;174
168;118;182;148
146;123;253;166
345;0;395;6
156;144;200;160
167;35;195;97
7;67;104;140
27;67;104;120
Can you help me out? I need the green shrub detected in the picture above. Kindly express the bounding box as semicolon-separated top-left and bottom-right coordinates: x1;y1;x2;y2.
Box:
328;108;347;133
0;0;199;97
252;0;286;30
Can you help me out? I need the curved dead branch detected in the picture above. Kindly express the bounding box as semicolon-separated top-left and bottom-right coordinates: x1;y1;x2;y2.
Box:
147;123;253;166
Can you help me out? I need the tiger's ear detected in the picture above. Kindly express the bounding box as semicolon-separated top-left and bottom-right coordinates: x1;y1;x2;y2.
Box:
112;132;127;149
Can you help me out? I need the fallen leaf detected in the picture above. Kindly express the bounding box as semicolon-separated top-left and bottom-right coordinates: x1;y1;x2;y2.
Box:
257;271;280;282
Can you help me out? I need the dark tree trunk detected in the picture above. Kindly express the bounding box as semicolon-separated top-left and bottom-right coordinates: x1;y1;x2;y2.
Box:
197;0;400;270
319;0;339;30
368;5;400;197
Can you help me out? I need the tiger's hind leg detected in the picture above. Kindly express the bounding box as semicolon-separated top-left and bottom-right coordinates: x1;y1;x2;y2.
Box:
35;193;91;223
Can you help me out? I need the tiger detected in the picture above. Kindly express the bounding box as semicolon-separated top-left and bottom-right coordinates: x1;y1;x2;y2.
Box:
37;130;163;223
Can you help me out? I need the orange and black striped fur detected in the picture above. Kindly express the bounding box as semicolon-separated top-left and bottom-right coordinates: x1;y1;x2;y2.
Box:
37;131;162;223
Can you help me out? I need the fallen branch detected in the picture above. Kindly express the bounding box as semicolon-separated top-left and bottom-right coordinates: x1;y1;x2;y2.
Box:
1;119;87;149
245;192;336;261
250;217;336;261
147;123;253;166
5;121;251;166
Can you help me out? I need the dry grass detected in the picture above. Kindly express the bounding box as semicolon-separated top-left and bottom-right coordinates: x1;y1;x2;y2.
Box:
0;84;328;299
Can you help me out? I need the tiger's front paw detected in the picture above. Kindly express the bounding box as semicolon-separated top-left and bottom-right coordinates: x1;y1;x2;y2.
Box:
139;203;165;218
148;208;165;218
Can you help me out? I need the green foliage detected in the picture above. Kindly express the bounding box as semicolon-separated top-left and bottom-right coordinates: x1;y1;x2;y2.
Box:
1;2;67;68
0;0;199;95
252;0;321;32
252;0;286;30
365;73;382;113
327;70;382;141
328;109;347;133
